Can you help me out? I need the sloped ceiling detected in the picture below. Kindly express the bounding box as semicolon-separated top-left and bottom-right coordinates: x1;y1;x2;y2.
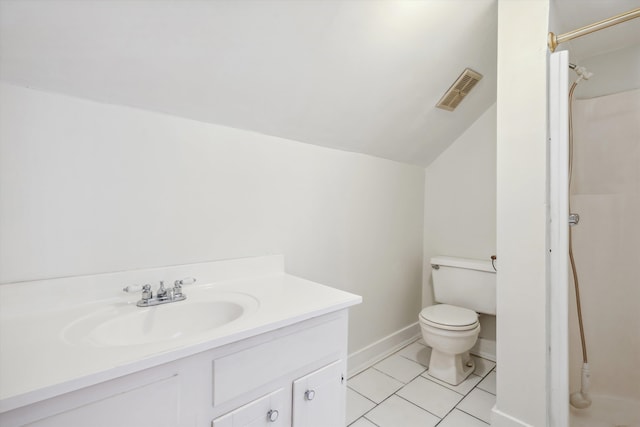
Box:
0;0;498;166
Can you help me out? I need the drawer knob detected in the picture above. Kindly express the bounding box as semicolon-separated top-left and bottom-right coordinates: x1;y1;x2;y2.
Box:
267;409;279;422
305;389;316;401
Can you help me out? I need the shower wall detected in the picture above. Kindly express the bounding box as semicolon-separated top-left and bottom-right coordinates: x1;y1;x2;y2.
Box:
569;88;640;401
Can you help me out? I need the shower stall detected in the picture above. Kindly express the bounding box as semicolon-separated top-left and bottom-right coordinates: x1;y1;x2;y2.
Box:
549;39;640;427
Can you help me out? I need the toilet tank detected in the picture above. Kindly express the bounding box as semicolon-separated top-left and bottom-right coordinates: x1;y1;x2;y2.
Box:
430;256;496;315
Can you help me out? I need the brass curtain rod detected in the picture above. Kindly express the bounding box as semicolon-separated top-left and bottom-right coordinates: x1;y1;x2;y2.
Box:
548;7;640;52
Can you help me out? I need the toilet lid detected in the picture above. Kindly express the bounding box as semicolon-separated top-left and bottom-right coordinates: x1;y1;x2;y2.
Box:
420;304;478;330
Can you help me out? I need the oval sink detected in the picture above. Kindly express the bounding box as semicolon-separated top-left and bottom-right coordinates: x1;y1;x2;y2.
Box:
63;291;259;347
90;301;243;346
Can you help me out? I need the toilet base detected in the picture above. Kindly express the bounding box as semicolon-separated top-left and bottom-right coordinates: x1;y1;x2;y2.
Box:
427;349;475;386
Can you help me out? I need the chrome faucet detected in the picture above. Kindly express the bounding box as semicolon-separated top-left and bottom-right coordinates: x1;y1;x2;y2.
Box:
173;276;196;298
156;281;168;299
123;277;196;307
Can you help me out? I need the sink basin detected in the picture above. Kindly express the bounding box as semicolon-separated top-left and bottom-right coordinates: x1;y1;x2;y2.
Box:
63;291;259;347
90;301;244;346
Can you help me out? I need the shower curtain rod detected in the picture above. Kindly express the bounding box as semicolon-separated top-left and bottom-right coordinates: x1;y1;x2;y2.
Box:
548;7;640;52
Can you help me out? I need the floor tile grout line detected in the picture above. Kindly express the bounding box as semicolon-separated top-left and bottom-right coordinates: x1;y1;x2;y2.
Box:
451;375;495;425
356;376;446;425
361;415;382;427
396;348;494;373
420;371;483;387
418;373;471;397
394;391;447;421
349;341;432;421
350;371;425;422
347;371;404;405
434;406;458;426
347;385;380;406
433;395;491;427
479;369;494;378
350;359;414;385
465;386;497;400
369;365;420;385
364;371;475;423
349;350;427;402
355;344;439;422
397;352;429;368
348;339;496;427
433;407;490;427
472;357;497;375
347;415;382;427
357;389;407;423
371;365;427;386
418;370;493;400
392;359;492;425
456;407;491;425
476;384;496;395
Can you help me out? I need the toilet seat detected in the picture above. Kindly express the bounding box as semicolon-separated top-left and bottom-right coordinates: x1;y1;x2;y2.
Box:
420;304;479;331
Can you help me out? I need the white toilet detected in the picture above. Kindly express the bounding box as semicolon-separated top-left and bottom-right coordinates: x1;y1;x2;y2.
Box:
419;256;496;385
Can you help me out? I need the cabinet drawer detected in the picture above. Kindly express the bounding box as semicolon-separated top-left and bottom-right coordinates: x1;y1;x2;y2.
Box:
212;316;345;406
212;388;287;427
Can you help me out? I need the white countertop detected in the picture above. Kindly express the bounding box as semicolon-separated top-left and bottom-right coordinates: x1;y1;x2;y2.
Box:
0;256;362;413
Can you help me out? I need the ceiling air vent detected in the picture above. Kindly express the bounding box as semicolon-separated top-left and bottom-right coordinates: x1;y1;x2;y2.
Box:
436;68;483;111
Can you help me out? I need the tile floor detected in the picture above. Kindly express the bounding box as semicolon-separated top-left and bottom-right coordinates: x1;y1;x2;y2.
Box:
347;339;496;427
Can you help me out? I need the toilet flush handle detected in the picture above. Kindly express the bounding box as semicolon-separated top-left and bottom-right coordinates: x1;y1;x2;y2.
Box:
431;264;440;270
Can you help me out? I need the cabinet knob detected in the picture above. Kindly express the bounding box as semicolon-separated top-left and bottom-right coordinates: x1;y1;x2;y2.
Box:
305;389;316;401
267;409;279;422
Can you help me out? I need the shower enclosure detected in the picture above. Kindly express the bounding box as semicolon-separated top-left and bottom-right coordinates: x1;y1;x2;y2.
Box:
549;49;640;426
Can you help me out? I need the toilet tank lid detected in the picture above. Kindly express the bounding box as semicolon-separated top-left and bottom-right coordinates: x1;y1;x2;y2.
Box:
430;256;494;273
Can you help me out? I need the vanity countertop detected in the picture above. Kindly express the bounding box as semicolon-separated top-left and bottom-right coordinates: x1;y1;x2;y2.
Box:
0;256;362;413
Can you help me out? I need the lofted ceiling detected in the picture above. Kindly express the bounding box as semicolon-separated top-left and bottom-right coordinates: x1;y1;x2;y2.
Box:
1;1;635;166
0;0;497;166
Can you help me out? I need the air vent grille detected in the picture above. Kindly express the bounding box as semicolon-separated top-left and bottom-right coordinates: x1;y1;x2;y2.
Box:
436;68;483;111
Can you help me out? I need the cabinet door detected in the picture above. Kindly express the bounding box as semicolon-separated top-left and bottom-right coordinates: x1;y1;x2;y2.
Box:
212;388;287;427
292;360;345;427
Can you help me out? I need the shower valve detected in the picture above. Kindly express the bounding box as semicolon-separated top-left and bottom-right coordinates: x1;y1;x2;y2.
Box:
569;213;580;226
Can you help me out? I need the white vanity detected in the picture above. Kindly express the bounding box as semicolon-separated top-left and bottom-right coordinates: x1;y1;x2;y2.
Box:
0;256;361;427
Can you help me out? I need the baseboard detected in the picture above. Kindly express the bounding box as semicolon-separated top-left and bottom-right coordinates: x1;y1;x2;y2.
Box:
471;337;496;362
347;322;421;378
491;406;535;427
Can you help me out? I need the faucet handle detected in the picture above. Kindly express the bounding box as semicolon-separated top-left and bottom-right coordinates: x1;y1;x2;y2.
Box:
124;284;153;302
123;284;143;293
174;277;197;287
141;284;152;301
173;277;195;298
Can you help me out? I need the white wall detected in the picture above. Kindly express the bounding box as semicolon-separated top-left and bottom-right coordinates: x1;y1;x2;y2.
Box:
574;44;640;99
494;1;550;426
0;83;425;353
570;89;640;401
423;103;496;340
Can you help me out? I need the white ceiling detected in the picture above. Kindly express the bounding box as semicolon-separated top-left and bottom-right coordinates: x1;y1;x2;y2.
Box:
0;1;636;166
0;0;497;166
